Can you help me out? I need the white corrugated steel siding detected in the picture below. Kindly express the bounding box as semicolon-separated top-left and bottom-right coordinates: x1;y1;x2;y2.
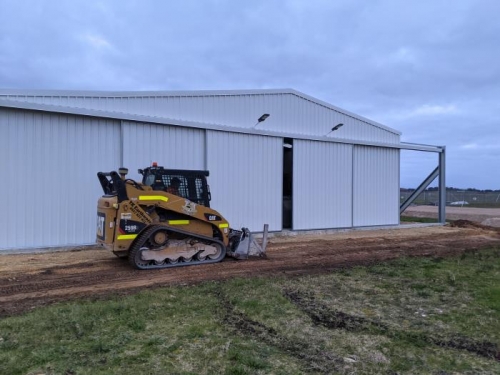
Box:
0;100;402;251
352;146;400;226
121;121;205;181
1;91;400;144
293;140;353;230
206;131;283;231
0;108;121;250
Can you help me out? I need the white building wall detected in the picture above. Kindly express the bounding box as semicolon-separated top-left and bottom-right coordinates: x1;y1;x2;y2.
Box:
352;146;400;227
0;93;404;251
121;121;205;181
293;140;353;230
0;108;121;250
206;131;283;231
1;90;400;144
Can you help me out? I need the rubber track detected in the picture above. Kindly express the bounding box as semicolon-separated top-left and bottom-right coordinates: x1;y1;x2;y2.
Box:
128;224;227;270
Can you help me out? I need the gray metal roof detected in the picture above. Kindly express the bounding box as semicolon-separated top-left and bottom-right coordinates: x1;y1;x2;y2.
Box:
0;88;401;135
0;98;441;152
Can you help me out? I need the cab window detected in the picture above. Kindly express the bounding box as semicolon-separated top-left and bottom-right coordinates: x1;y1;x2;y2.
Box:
144;174;155;186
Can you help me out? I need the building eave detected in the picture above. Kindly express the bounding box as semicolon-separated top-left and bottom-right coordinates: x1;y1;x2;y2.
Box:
0;98;437;152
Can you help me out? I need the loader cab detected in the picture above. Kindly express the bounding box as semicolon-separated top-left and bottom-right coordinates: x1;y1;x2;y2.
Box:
139;165;212;207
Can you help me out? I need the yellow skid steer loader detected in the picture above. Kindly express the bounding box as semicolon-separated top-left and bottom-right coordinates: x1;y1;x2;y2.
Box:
96;164;268;270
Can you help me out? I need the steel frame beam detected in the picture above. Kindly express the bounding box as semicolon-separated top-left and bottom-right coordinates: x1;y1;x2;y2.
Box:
400;167;439;214
400;146;446;224
438;146;446;223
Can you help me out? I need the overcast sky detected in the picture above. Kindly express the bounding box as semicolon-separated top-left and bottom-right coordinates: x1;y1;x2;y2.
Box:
1;0;499;189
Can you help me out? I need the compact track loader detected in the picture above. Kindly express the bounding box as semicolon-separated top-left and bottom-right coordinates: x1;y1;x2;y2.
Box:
96;164;268;270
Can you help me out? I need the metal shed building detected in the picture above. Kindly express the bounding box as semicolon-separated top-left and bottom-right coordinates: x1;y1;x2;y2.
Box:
0;89;443;251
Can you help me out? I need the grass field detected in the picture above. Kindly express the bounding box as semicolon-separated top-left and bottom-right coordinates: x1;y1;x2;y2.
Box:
1;248;499;374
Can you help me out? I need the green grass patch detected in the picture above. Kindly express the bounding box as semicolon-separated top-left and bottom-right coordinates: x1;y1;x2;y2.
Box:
1;248;499;374
400;215;439;223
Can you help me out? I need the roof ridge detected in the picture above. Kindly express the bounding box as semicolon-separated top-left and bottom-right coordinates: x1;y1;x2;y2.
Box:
0;88;400;135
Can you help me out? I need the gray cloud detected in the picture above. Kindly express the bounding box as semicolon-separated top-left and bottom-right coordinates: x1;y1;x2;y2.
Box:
1;0;499;188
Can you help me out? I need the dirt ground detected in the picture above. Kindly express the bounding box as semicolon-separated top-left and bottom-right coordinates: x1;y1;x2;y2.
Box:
404;206;500;226
1;221;500;317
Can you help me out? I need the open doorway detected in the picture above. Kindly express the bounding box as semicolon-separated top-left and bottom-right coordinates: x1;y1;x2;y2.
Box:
283;138;293;229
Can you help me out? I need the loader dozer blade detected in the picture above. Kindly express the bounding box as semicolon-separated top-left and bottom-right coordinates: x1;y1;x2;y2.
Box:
228;224;268;260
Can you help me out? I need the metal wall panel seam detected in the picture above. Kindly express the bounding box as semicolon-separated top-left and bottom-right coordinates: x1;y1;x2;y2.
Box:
203;129;208;170
351;145;355;228
398;149;401;225
120;120;124;166
280;138;284;231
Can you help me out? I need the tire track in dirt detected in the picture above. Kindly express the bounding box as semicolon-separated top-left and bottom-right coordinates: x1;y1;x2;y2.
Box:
215;290;343;374
284;290;500;361
1;225;499;317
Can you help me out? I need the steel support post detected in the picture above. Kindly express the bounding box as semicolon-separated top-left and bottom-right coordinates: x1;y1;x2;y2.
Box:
438;146;446;223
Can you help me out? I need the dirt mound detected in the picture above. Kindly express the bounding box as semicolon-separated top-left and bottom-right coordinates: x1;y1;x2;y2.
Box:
1;225;500;317
481;218;500;228
450;219;497;231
